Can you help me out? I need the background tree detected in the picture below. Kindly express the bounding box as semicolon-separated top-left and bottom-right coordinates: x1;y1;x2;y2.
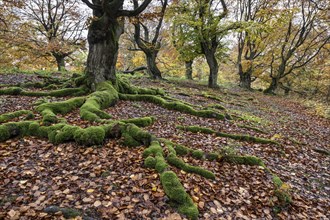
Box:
133;0;168;79
170;5;202;80
19;0;87;71
234;0;275;89
263;0;329;94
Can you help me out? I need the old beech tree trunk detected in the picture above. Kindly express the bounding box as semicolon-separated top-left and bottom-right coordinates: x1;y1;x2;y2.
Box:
82;0;151;88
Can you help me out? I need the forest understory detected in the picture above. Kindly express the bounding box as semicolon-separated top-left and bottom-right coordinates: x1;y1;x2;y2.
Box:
0;73;329;220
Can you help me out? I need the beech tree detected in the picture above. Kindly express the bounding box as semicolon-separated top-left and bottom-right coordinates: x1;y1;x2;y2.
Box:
263;0;330;94
234;0;275;89
82;0;151;88
133;0;168;79
19;0;87;71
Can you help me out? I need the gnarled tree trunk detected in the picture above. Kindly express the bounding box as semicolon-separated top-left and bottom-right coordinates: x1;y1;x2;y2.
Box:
202;39;219;88
146;51;162;79
239;66;252;90
85;15;124;88
264;77;279;94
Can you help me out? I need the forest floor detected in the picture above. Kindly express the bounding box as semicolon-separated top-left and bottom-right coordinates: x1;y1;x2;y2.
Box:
0;73;329;220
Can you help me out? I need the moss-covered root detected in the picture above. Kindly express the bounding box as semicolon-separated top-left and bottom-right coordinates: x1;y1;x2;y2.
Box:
167;154;215;179
120;116;156;127
0;86;87;97
271;174;292;208
0;110;34;123
119;94;225;120
143;141;168;173
161;171;199;220
177;125;279;145
80;81;118;121
222;155;265;167
36;97;86;125
117;79;165;96
121;123;153;147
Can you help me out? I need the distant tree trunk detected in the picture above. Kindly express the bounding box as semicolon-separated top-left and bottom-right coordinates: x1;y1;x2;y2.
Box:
85;15;124;88
54;55;66;71
185;60;193;80
146;51;162;79
202;39;219;88
239;66;252;90
264;77;279;94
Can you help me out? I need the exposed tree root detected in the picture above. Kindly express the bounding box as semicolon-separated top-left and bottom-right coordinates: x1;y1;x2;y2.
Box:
0;86;88;97
119;94;226;120
0;110;34;123
236;124;268;134
176;125;279;145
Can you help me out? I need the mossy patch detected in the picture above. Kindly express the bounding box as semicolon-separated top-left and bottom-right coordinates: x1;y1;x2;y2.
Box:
44;206;81;219
167;154;215;179
160;171;199;220
0;110;33;123
177;125;279;145
80;81;118;121
144;156;157;168
191;150;204;159
119;94;225;120
120;116;155;127
74;126;105;146
223;155;265;167
122;124;152;147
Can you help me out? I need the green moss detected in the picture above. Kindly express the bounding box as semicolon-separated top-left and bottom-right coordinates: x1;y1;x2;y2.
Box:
143;141;163;158
174;144;192;156
223;155;265;167
206;152;219;161
21;87;87;97
272;175;284;188
160;171;199;220
52;125;79;144
122;124;152;147
208;104;226;110
80;82;118;121
155;155;168;173
74;126;105;146
0;110;33;123
167;154;215;179
178;125;279;145
0;125;10;141
274;189;292;207
192;150;204;159
119;94;225;120
37;97;85;115
0;87;22;95
144;156;157;168
117;79;164;95
120;116;155;127
122;132;141;147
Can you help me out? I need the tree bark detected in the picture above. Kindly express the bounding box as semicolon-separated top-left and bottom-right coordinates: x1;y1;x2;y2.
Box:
238;66;252;90
185;60;193;80
54;55;66;71
204;50;218;88
85;15;124;88
146;51;162;79
264;77;279;94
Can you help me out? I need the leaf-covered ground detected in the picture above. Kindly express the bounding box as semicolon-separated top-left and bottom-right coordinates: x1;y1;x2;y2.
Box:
0;73;329;219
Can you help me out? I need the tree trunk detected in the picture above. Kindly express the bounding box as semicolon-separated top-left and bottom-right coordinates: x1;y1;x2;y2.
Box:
185;60;193;80
85;15;124;88
146;52;162;79
239;66;252;90
264;77;279;94
204;51;218;88
54;55;66;71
